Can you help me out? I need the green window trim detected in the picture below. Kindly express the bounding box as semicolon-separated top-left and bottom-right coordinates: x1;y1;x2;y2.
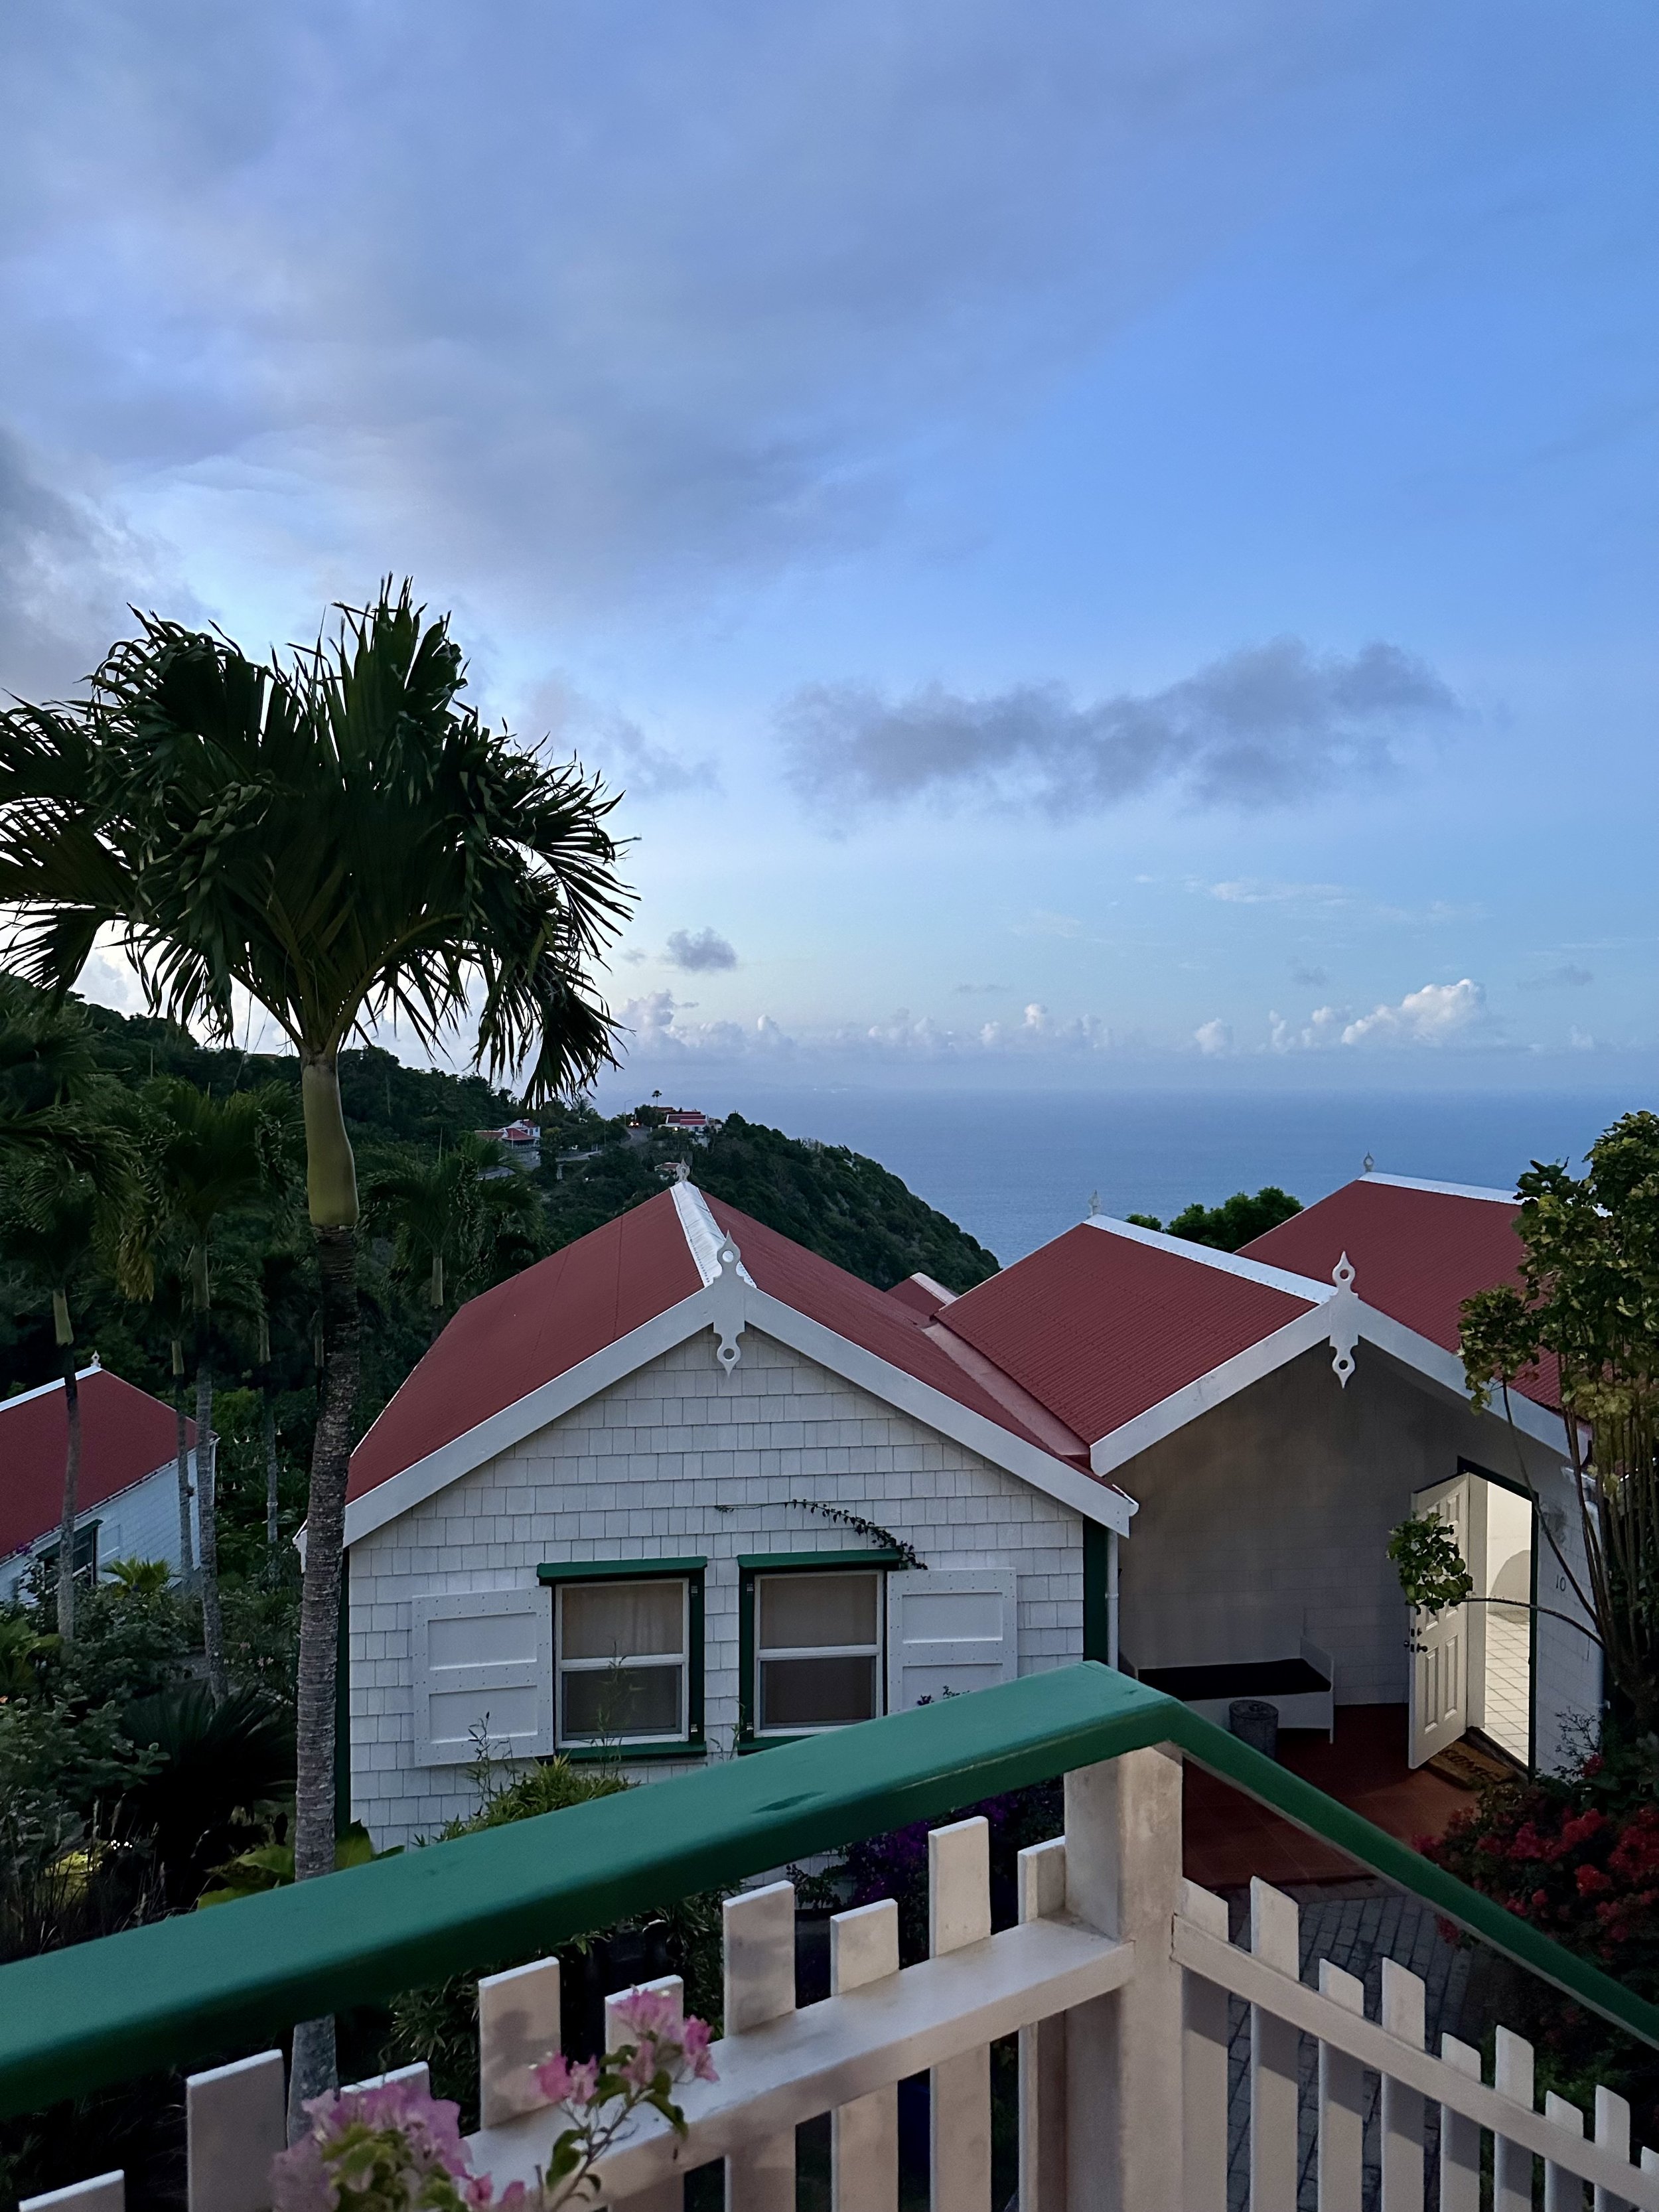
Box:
735;1549;908;1572
538;1558;707;1584
543;1561;706;1756
739;1551;899;1746
1082;1523;1111;1664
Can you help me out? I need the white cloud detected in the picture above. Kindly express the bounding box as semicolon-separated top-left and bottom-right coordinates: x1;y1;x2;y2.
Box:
1339;978;1488;1048
616;990;794;1058
1194;1017;1233;1056
1209;878;1348;905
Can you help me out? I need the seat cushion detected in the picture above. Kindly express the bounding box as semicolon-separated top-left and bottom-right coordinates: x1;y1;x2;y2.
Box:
1137;1656;1330;1701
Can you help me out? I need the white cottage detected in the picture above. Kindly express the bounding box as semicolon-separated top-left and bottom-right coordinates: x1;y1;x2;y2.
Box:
1;1361;199;1599
342;1173;1597;1849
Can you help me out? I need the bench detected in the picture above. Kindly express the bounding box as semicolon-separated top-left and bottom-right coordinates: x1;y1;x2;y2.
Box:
1123;1635;1335;1739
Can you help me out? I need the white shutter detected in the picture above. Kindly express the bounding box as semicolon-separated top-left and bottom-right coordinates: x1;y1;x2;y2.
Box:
412;1589;552;1767
886;1568;1018;1713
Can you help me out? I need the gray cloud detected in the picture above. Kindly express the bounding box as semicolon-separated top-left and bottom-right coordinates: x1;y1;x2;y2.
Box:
666;928;739;973
1291;963;1330;986
523;678;715;802
0;427;168;699
1518;963;1593;991
780;638;1460;817
0;1;1351;626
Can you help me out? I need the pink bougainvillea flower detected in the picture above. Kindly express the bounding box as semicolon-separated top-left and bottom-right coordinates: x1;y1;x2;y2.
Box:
680;2018;718;2083
533;2055;575;2103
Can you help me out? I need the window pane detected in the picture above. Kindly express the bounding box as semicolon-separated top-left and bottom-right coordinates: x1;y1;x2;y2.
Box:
758;1572;878;1652
561;1663;683;1740
760;1655;877;1731
561;1580;685;1660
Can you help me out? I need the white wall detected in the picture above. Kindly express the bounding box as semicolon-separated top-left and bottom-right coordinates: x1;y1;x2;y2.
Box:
347;1327;1088;1848
1115;1342;1600;1771
0;1453;199;1602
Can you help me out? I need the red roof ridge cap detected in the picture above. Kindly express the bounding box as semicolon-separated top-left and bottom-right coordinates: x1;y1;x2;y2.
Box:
924;1316;1091;1459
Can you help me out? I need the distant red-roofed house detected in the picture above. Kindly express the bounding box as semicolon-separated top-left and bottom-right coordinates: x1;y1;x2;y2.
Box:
338;1171;1597;1848
1;1362;198;1599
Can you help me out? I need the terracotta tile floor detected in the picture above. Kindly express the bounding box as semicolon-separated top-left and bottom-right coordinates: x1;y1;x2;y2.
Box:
1183;1704;1477;1890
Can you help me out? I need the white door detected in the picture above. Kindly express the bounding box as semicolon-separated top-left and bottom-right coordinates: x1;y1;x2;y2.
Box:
886;1569;1018;1712
1408;1475;1470;1768
412;1589;553;1766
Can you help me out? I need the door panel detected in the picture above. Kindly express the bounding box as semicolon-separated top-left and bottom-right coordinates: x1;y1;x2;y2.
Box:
1409;1475;1470;1767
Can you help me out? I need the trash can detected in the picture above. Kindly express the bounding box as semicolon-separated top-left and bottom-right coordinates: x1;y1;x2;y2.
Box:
1229;1697;1279;1760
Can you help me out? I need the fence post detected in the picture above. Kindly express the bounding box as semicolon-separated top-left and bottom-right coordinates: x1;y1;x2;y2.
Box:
1062;1744;1185;2212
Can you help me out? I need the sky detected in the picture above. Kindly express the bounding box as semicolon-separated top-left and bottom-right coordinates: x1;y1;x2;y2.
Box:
2;0;1655;1098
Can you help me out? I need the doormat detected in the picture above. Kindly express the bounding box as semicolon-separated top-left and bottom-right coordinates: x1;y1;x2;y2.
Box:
1426;1735;1525;1791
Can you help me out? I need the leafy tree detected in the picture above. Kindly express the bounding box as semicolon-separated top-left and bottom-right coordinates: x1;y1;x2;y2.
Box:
0;1159;108;1641
0;581;630;2112
1459;1112;1659;1737
122;1078;294;1697
367;1132;546;1337
1125;1185;1301;1252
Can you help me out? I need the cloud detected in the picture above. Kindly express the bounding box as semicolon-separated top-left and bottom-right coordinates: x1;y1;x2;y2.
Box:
618;990;794;1058
1518;963;1593;991
1209;878;1348;905
1338;978;1489;1048
1194;1017;1234;1056
780;639;1459;818
1290;963;1329;987
953;981;1009;995
0;426;171;699
0;2;1350;627
524;679;715;801
665;927;738;972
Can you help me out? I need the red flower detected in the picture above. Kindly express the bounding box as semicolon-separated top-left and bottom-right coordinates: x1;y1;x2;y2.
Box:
1575;1864;1613;1897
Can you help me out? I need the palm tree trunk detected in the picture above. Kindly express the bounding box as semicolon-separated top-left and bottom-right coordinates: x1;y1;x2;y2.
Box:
175;1374;195;1578
287;1218;360;2132
196;1360;228;1701
56;1353;82;1641
264;1388;281;1552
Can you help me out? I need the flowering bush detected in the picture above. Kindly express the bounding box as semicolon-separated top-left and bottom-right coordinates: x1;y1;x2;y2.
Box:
1421;1735;1659;2129
273;1991;716;2212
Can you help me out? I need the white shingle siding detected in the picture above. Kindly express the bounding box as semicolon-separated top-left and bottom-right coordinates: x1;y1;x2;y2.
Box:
348;1328;1086;1848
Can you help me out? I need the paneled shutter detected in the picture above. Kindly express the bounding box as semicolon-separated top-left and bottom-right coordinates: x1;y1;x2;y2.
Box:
412;1589;552;1766
885;1568;1018;1713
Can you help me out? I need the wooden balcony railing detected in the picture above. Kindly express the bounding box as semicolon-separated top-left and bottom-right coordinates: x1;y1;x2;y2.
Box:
3;1664;1656;2209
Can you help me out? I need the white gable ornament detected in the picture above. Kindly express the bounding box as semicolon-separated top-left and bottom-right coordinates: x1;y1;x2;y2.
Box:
710;1233;747;1374
1327;1251;1360;1387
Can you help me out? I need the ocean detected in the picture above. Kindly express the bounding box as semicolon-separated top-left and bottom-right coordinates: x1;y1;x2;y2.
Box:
596;1084;1643;1264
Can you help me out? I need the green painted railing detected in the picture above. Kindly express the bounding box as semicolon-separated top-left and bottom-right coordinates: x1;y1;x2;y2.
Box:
0;1664;1651;2120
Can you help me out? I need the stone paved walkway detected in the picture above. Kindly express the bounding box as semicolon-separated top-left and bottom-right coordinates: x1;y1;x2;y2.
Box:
1218;1880;1506;2211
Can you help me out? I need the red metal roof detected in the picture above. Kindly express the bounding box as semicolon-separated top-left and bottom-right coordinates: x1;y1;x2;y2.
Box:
348;1187;1087;1503
348;1195;703;1501
1242;1177;1559;1408
1;1368;190;1560
885;1275;952;1318
940;1224;1319;1447
699;1196;1070;1461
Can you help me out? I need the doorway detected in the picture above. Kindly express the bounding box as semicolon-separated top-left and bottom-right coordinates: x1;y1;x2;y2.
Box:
1407;1468;1534;1769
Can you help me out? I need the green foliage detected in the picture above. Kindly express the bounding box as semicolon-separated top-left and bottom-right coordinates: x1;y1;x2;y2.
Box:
100;1559;172;1596
541;1110;999;1293
1459;1111;1659;1732
198;1819;396;1906
1126;1184;1301;1251
366;1133;547;1327
1424;1730;1659;2134
383;1755;725;2129
1387;1512;1476;1615
121;1683;297;1905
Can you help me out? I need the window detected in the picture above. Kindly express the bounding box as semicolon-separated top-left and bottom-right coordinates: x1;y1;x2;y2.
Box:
36;1521;99;1593
540;1560;705;1753
740;1552;902;1741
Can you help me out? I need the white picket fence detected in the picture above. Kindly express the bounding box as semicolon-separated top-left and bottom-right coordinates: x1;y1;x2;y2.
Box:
21;1746;1659;2212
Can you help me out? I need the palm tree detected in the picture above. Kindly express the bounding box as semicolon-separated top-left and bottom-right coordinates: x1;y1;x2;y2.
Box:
125;1078;294;1698
366;1132;547;1339
0;1158;104;1641
0;581;629;2112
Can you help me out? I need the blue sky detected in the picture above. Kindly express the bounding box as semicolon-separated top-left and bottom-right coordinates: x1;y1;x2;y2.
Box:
3;1;1654;1093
